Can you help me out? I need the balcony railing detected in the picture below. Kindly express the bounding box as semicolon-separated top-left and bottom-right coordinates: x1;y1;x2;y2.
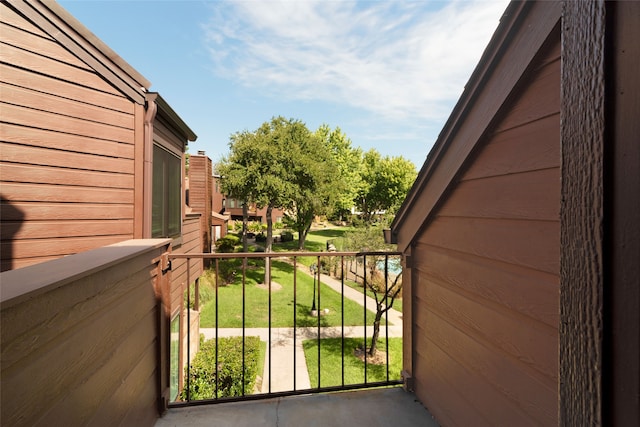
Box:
168;250;403;407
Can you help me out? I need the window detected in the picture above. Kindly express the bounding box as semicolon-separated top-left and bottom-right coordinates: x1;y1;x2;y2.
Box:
152;144;181;238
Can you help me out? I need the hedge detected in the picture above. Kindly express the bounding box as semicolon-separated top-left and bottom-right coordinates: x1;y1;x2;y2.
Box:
179;336;261;400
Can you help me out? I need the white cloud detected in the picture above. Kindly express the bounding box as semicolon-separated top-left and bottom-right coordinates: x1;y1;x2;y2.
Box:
202;0;509;124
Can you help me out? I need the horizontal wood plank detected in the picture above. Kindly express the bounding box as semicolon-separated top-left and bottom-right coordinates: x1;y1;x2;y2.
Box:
36;312;156;426
1;182;133;204
440;168;560;221
463;114;560;180
2;277;155;426
0;4;53;40
414;243;559;327
0;250;159;344
0;21;90;70
414;307;557;425
0;42;120;96
1;82;134;129
413;321;542;427
0;163;133;189
1;64;131;113
1;201;132;221
1;103;134;144
1;122;134;160
1;142;134;173
496;57;560;132
421;216;560;274
418;273;557;387
1;220;134;240
4;235;133;259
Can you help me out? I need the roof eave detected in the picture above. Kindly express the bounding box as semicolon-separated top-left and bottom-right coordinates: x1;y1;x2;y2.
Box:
390;0;561;253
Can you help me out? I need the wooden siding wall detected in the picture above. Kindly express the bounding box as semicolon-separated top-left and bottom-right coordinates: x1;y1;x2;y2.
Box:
412;38;560;425
0;4;139;271
169;213;204;315
188;155;213;252
0;240;170;427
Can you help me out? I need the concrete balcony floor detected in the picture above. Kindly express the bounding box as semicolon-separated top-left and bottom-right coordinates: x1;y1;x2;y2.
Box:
155;387;439;427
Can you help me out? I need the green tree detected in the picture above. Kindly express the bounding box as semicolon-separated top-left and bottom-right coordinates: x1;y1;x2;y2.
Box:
356;150;417;223
344;226;402;356
216;130;260;252
315;125;364;221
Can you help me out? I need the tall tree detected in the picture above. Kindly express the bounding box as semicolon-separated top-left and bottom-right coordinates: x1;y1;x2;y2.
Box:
356;149;417;223
315;125;364;221
282;125;342;249
216;130;259;252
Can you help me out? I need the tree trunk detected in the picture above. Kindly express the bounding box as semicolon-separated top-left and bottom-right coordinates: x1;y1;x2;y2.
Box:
242;202;248;252
368;310;383;356
264;205;273;285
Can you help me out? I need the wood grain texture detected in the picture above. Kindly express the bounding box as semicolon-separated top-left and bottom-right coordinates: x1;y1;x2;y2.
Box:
462;114;560;180
1;244;166;426
1;82;134;129
413;316;544;426
440;168;560;221
1;104;134;143
408;11;561;425
0;41;120;95
1;182;133;204
0;3;53;40
0;163;134;188
559;1;605;425
415;243;558;327
420;216;559;274
605;2;640;424
1;122;135;159
0;64;132;112
0;20;91;70
391;1;561;252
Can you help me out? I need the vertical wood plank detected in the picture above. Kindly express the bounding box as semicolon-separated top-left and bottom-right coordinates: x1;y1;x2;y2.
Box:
559;0;605;424
604;2;640;425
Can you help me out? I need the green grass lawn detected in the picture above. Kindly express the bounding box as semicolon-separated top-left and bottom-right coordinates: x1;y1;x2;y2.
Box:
199;260;382;328
303;337;402;388
272;226;353;268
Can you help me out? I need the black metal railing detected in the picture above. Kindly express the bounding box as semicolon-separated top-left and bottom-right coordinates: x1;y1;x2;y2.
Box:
168;250;403;407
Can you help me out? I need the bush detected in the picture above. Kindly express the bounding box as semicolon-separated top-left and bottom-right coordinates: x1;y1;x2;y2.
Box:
179;336;261;400
255;233;266;243
280;230;294;242
215;234;240;253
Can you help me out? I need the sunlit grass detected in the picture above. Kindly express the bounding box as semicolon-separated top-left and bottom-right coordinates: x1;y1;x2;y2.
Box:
199;260;381;328
303;337;402;388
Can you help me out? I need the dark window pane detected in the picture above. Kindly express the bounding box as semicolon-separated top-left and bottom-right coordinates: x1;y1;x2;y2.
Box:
152;144;181;238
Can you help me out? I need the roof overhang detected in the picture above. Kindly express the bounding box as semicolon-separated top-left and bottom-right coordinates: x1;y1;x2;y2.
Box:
14;0;151;104
147;92;198;143
390;0;561;252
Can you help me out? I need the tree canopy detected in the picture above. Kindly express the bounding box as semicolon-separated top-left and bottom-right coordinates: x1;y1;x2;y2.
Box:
218;118;418;246
356;150;417;223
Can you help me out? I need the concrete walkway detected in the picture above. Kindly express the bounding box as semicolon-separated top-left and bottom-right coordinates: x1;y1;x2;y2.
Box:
200;269;403;393
156;387;439;427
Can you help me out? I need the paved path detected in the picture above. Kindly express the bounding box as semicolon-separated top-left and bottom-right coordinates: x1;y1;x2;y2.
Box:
200;269;403;393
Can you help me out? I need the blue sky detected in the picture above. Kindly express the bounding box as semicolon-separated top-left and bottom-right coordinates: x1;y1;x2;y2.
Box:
59;0;509;169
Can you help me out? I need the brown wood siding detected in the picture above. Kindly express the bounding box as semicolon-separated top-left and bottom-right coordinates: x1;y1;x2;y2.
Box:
188;155;213;252
169;214;205;315
0;241;169;427
0;6;138;271
412;36;560;425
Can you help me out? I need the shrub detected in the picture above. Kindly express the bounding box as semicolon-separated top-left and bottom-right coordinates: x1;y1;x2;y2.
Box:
280;230;294;242
255;232;266;243
215;234;240;253
179;336;261;400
